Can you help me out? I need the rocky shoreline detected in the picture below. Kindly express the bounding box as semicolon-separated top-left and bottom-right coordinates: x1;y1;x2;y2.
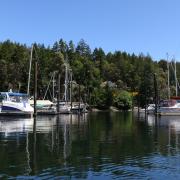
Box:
90;106;132;112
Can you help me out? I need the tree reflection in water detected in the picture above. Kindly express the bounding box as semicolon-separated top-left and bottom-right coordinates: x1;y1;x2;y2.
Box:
0;113;180;179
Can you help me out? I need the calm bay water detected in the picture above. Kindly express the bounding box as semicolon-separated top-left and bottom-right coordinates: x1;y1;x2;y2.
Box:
0;112;180;179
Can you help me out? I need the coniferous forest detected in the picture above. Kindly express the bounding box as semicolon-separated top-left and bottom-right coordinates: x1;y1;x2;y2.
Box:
0;39;179;110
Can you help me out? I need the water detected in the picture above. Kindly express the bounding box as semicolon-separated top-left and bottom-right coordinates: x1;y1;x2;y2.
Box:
0;112;180;179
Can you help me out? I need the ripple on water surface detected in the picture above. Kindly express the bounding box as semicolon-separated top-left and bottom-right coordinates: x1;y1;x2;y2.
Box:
0;113;180;179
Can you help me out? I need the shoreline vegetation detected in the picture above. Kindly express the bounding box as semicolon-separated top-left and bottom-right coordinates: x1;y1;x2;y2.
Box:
0;39;179;110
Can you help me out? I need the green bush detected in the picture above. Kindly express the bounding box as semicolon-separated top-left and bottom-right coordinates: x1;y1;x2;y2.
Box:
113;90;132;110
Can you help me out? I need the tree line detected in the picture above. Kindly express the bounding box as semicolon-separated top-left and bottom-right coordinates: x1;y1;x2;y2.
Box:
0;39;179;109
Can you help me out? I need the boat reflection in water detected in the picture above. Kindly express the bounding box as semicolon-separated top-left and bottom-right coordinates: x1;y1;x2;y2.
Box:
0;117;33;136
3;112;180;179
138;114;180;157
144;114;180;130
0;114;88;179
0;114;87;134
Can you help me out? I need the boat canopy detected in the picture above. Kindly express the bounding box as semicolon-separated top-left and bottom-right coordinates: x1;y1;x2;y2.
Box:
0;92;28;96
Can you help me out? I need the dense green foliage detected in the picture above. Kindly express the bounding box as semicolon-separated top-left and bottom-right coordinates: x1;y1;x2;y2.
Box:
113;90;132;110
0;39;179;109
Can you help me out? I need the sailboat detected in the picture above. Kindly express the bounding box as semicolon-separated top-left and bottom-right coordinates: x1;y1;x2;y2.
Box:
58;62;71;114
27;45;57;115
158;57;180;116
58;62;88;114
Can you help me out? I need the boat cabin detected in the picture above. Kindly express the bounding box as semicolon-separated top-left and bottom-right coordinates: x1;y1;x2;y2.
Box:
0;92;29;103
159;99;177;107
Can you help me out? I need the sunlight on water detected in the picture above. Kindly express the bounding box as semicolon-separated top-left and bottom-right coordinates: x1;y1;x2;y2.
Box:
0;112;180;179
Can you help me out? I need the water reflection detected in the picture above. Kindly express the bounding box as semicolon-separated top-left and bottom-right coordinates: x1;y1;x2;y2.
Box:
137;114;180;156
1;112;180;179
146;115;180;130
0;114;88;178
0;118;33;135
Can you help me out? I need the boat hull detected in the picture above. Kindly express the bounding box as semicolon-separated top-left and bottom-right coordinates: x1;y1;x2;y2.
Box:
0;111;33;118
157;108;180;116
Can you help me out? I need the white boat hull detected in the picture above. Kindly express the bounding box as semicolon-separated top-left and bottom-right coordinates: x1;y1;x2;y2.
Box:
157;108;180;116
0;92;34;117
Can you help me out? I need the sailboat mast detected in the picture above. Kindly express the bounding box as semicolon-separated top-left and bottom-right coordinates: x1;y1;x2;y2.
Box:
64;63;68;103
167;53;170;99
70;70;72;111
174;58;178;96
27;44;33;95
52;71;56;102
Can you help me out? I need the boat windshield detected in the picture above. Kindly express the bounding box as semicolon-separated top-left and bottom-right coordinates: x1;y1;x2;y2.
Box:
0;94;6;101
159;99;177;107
9;95;28;103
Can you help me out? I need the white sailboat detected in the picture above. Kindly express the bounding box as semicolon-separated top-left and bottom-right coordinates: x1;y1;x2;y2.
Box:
158;57;180;116
58;62;71;114
27;45;57;115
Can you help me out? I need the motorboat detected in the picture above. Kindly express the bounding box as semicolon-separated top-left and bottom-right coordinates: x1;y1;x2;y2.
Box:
157;99;180;116
147;104;155;114
0;92;33;117
136;104;155;114
71;102;88;113
29;99;57;115
58;102;71;114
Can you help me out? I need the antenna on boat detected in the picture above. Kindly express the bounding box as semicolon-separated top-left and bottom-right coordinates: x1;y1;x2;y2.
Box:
27;44;33;95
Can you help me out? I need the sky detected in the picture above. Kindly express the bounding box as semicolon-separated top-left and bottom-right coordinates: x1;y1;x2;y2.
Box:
1;0;180;60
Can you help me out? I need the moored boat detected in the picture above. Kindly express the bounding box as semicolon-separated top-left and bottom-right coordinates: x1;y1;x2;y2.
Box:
147;104;155;114
59;102;71;114
0;92;33;117
29;99;57;115
157;98;180;116
71;102;88;113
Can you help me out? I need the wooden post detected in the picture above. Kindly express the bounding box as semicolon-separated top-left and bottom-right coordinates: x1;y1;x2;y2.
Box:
33;61;37;117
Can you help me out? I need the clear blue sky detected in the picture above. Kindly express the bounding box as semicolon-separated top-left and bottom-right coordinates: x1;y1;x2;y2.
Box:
1;0;180;60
